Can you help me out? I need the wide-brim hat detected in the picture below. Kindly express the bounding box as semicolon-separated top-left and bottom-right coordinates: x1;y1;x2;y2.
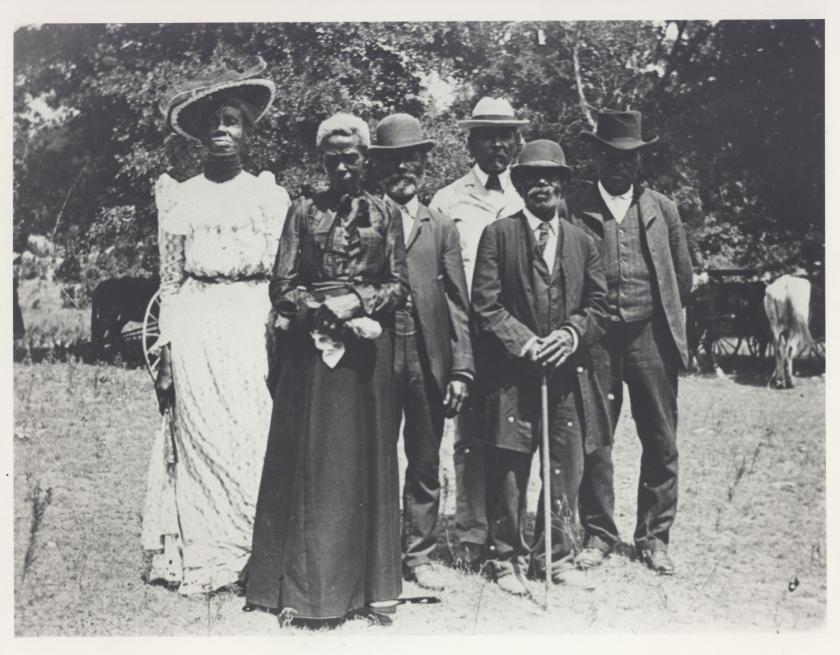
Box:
369;113;435;152
581;109;659;151
159;55;276;141
510;139;572;179
457;96;529;129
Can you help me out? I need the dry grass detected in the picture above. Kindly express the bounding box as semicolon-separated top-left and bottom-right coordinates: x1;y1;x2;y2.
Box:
13;358;825;635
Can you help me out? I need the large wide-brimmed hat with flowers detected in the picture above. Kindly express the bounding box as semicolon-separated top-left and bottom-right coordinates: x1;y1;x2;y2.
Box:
581;109;659;151
159;55;275;141
457;96;529;129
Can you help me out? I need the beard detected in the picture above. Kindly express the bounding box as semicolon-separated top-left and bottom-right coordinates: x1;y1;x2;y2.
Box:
384;175;419;202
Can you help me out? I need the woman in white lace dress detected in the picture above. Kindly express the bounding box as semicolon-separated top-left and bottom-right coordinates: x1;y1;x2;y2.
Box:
142;58;290;594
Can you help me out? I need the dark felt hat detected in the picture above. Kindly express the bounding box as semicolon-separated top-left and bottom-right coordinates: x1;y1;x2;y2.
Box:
159;56;275;141
510;139;572;178
581;109;659;151
369;113;435;152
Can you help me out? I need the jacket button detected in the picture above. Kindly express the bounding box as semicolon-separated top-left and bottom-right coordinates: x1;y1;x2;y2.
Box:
607;393;616;400
507;416;515;423
576;366;584;373
554;468;561;475
566;421;573;427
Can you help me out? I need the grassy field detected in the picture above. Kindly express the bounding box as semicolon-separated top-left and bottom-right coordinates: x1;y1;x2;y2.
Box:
13;358;825;636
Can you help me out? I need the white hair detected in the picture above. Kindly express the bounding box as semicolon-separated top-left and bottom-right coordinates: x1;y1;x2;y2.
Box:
316;113;371;150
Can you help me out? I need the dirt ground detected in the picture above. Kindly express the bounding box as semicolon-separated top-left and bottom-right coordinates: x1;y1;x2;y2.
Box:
13;361;825;635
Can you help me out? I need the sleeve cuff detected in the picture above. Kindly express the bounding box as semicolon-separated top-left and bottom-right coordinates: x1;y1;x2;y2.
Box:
560;325;579;353
520;335;539;358
450;371;474;384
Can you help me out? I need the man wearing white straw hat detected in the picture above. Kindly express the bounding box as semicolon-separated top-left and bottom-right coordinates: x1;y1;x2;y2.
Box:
430;96;527;570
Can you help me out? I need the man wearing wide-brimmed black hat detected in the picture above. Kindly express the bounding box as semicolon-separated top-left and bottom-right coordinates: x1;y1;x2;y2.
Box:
566;110;693;576
370;114;474;591
471;139;608;595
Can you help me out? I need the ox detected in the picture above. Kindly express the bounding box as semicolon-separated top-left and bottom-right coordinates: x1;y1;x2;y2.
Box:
91;276;159;361
764;275;812;388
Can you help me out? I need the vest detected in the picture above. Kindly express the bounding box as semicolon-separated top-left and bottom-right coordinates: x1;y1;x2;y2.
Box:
601;201;656;322
532;250;566;337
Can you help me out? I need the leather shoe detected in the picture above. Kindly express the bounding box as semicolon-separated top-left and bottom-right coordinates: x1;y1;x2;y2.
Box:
493;564;528;597
406;563;446;591
637;545;675;575
575;545;609;570
552;565;595;590
452;542;485;572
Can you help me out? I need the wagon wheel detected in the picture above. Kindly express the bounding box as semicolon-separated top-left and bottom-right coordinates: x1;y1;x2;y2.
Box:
712;336;741;358
810;339;826;362
745;336;767;358
142;289;162;381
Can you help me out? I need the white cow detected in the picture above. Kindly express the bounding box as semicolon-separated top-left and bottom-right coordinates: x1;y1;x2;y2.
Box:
764;275;812;388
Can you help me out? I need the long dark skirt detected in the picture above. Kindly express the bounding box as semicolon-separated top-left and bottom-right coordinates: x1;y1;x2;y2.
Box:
245;328;402;619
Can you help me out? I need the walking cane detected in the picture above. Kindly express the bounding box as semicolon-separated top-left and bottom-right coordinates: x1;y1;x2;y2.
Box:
540;370;552;611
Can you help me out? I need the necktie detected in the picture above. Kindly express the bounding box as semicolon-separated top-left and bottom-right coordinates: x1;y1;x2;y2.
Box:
485;174;502;191
536;222;551;261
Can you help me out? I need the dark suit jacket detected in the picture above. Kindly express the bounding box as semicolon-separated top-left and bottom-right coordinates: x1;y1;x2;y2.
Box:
403;201;474;392
565;183;693;367
471;211;610;454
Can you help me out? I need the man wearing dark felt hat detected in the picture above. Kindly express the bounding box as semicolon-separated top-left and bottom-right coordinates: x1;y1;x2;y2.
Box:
471;139;609;595
370;113;475;591
565;109;693;576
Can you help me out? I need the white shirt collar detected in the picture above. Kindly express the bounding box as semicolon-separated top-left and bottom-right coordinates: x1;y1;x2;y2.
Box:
523;207;559;234
472;164;512;191
597;180;634;202
398;195;420;219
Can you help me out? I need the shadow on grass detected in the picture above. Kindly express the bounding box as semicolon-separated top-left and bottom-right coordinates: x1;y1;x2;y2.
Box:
684;353;824;388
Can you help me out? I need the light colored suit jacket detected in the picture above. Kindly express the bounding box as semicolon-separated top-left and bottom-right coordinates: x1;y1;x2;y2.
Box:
430;167;524;293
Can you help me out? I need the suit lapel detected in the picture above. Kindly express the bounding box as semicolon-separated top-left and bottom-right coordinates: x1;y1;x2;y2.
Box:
404;205;428;252
514;213;539;329
577;185;607;237
555;221;572;316
636;187;659;229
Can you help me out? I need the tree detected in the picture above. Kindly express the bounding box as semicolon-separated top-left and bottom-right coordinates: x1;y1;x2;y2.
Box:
14;20;824;292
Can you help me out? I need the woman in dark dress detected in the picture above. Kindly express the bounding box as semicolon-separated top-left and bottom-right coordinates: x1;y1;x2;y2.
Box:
246;113;409;626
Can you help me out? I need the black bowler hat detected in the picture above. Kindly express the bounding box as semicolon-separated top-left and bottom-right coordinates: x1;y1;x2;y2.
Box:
510;139;572;181
369;113;435;153
581;109;659;151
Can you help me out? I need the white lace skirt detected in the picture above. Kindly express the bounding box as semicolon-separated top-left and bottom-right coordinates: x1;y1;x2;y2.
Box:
142;278;273;594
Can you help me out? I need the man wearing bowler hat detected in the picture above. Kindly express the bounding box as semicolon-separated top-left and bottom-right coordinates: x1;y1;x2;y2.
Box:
370;113;474;591
565;110;693;575
430;97;528;569
471;139;608;595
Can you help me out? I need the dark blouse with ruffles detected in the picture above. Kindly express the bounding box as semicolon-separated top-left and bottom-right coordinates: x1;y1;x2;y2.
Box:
269;190;409;323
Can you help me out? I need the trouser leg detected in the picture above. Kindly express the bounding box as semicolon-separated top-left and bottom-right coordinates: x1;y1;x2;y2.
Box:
624;317;680;549
452;402;488;547
400;331;446;569
531;386;585;575
485;446;531;570
578;330;622;549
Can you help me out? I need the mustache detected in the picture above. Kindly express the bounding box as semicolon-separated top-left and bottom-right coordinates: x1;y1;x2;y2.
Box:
384;172;419;185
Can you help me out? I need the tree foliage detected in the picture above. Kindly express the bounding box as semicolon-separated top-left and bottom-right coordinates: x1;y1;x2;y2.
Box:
14;20;824;290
